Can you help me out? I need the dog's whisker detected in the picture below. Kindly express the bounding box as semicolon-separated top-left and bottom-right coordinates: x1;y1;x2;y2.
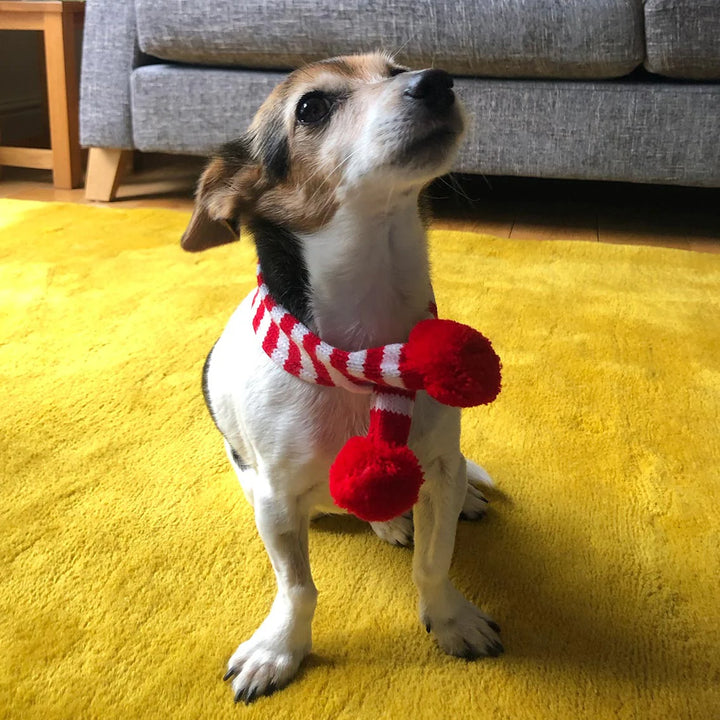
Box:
302;146;364;208
296;145;363;201
384;182;398;215
437;173;476;205
387;30;419;64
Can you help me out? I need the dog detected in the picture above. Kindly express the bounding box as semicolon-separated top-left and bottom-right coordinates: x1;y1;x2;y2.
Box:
181;51;503;703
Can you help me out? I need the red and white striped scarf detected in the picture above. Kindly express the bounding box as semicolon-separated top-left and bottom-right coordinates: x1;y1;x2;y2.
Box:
250;267;501;522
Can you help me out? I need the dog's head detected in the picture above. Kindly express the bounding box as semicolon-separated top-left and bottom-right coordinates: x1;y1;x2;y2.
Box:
181;51;465;251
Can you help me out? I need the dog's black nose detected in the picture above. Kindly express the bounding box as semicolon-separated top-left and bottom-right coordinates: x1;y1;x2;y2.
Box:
404;69;455;111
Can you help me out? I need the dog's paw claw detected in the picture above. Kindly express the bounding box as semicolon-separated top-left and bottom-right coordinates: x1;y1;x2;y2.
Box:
488;640;505;657
461;639;480;660
463;637;503;659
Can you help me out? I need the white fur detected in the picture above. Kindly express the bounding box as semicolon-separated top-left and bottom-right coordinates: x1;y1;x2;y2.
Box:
198;56;502;703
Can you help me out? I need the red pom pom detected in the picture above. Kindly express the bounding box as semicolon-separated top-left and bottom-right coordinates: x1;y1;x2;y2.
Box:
329;436;424;522
403;318;502;407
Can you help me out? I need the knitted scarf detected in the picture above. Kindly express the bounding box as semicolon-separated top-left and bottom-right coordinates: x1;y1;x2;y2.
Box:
251;268;502;522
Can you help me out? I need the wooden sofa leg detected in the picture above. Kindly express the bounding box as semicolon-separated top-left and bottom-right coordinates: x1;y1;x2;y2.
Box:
85;148;132;201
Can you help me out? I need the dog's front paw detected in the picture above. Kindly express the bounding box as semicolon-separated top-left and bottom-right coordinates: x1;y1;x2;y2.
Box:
224;635;309;703
370;512;414;546
421;586;503;660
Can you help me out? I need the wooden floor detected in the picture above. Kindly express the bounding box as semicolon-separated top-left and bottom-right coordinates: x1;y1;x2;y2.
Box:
2;154;719;253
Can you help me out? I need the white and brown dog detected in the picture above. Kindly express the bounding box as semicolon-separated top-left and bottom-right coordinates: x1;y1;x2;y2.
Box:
181;52;503;703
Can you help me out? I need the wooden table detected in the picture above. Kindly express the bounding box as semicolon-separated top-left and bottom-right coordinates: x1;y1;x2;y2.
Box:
0;1;85;189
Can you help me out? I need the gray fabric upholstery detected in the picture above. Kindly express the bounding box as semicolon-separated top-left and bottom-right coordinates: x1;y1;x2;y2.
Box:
131;66;286;155
644;0;720;80
79;0;141;148
455;78;720;187
130;64;720;187
135;0;644;80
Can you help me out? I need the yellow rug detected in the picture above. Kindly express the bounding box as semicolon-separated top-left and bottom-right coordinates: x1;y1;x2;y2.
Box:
1;198;719;719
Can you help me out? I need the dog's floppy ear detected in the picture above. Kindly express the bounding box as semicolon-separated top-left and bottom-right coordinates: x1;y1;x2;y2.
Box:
181;138;262;252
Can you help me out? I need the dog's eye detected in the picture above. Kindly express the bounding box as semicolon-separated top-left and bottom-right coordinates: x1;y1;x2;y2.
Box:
389;66;409;77
296;93;332;125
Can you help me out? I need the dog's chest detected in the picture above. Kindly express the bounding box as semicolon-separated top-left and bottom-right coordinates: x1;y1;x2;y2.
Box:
264;370;374;461
211;294;373;464
312;385;372;449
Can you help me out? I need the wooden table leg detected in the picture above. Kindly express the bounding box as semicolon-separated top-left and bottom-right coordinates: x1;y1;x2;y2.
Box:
43;9;82;189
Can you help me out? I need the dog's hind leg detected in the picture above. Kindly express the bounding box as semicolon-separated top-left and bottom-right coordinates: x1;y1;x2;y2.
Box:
413;453;503;659
371;459;494;545
224;478;317;703
460;458;493;521
224;439;258;506
466;459;494;489
370;511;414;547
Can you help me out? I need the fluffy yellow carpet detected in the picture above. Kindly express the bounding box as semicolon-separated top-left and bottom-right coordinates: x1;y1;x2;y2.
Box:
1;198;719;719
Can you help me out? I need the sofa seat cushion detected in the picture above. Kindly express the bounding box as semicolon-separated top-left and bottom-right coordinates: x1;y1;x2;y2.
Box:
129;65;720;187
644;0;720;80
455;77;720;186
130;65;285;155
135;0;643;80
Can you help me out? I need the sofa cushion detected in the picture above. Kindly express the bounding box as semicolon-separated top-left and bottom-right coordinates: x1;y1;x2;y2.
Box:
644;0;720;80
454;77;720;187
130;66;285;155
135;0;643;80
130;64;720;187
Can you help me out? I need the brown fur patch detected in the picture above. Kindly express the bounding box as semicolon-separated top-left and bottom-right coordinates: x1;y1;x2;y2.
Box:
306;53;397;82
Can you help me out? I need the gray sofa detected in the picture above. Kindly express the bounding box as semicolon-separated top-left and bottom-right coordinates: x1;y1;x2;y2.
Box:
79;0;720;200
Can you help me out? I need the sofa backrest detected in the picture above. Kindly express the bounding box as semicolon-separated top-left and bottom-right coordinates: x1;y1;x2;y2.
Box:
135;0;646;80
